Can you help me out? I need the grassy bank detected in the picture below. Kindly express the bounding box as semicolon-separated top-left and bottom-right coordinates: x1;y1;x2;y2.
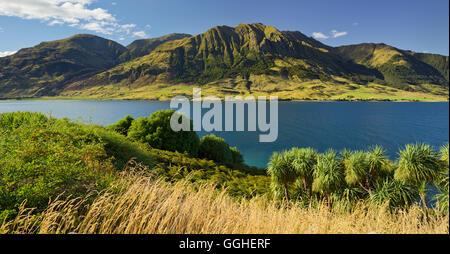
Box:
0;112;448;234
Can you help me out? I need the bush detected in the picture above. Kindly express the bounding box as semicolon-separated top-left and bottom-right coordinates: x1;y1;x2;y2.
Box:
198;134;234;165
127;110;199;157
108;115;134;136
230;147;244;164
0;113;112;221
0;112;155;222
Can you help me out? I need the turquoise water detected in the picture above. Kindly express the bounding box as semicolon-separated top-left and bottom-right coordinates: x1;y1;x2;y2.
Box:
0;100;448;168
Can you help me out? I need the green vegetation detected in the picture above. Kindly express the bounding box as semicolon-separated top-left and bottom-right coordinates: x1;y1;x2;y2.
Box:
199;134;244;166
0;112;152;221
0;110;448;228
268;144;449;211
127;110;200;157
107;115;134;136
394;144;441;214
0;111;267;223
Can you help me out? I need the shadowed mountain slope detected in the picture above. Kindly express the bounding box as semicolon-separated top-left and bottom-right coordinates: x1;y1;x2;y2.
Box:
336;43;449;89
0;34;127;98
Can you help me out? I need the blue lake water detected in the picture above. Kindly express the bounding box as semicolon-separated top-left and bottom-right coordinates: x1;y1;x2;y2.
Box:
0;100;448;168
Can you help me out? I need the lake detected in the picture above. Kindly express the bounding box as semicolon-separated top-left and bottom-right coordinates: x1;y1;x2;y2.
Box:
0;100;448;168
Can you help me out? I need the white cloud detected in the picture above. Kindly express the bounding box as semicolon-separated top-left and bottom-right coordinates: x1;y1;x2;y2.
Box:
0;26;3;32
120;23;136;34
312;32;329;39
0;0;140;36
48;20;64;26
112;2;117;5
133;31;147;38
145;24;151;30
0;51;17;57
353;22;359;26
331;30;348;38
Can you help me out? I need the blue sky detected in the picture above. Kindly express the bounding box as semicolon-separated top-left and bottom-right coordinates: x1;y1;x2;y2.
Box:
0;0;448;57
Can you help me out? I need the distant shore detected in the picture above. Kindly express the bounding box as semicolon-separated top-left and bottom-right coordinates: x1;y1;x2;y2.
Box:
1;95;449;103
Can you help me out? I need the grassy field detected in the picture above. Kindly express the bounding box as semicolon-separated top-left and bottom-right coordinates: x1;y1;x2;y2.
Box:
54;75;449;102
2;171;447;234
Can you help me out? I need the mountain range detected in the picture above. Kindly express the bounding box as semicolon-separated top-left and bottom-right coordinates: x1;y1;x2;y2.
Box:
0;23;448;101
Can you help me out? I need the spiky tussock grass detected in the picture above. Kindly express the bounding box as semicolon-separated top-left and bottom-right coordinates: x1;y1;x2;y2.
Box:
1;171;448;234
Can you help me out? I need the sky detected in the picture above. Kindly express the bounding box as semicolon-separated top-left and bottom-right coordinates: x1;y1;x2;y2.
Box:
0;0;449;57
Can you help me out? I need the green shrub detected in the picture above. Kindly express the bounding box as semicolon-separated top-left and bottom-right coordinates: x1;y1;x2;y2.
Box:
369;178;419;209
0;113;113;220
107;115;134;136
199;134;233;165
127;110;199;157
230;147;244;164
0;112;154;222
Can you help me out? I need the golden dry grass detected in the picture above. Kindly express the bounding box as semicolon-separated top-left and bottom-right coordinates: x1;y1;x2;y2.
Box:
1;171;448;234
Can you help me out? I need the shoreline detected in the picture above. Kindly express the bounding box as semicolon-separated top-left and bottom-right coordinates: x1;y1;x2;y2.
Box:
1;96;449;103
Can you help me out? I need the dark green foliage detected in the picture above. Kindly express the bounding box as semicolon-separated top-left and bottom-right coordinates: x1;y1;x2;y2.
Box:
436;144;449;212
291;148;317;197
148;148;269;198
198;134;233;165
369;178;419;209
267;150;298;200
344;146;393;194
266;143;449;211
108;115;134;136
128;110;199;157
230;146;244;165
312;150;345;198
395;143;441;185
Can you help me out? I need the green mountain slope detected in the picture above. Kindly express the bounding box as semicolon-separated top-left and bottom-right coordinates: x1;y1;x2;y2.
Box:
335;43;449;89
118;33;192;63
0;34;127;98
408;52;449;82
66;23;380;91
0;23;448;101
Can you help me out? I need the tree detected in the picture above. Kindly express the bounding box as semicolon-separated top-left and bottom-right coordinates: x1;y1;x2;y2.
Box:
267;151;298;201
344;146;392;195
198;134;233;165
291;148;317;198
369;177;419;210
394;143;440;217
107;115;134;136
436;144;449;213
127;110;199;157
230;146;244;165
312;150;345;206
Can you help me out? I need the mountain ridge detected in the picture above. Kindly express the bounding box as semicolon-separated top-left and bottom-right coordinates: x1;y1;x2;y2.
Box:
0;23;448;100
